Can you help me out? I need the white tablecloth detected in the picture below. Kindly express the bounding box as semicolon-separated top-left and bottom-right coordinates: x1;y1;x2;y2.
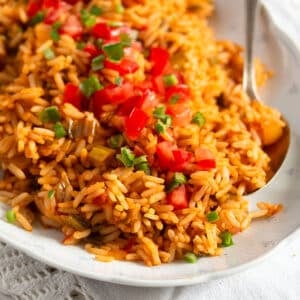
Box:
1;1;300;299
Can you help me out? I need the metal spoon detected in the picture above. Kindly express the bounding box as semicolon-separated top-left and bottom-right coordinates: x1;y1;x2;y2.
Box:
243;0;290;186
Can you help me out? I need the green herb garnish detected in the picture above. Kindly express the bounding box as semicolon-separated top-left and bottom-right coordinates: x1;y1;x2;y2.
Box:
91;54;105;71
103;42;124;62
90;5;103;16
50;22;61;42
192;112;206;127
30;11;45;26
167;172;187;192
80;75;103;98
39;106;60;123
220;231;234;247
108;134;124;149
183;252;198;263
43;48;55;60
163;74;179;87
48;190;55;199
206;211;219;222
6;210;16;223
53;122;66;139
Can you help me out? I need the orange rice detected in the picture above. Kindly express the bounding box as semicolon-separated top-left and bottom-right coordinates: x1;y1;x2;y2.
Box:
0;0;283;266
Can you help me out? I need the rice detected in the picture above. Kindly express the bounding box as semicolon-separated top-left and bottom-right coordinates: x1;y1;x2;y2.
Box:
0;0;284;266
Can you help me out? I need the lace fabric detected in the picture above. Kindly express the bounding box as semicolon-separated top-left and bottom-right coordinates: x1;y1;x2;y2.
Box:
0;242;93;300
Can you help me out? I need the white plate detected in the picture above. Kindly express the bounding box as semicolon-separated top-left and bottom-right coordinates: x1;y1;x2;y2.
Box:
1;0;300;287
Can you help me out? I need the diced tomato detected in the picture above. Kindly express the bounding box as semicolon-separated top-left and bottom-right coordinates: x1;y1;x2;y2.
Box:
165;84;190;103
83;43;99;57
125;107;148;140
43;0;60;9
60;15;83;39
94;82;135;105
167;185;188;210
149;47;170;76
104;58;139;75
91;23;112;40
166;103;192;127
194;148;216;171
156;141;177;169
117;96;138;116
44;1;70;24
27;0;42;17
152;75;165;95
136;90;158;113
172;149;193;171
63;83;83;110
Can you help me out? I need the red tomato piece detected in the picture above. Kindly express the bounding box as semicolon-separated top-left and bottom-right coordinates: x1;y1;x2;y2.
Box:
172;149;193;171
83;43;99;57
91;23;112;40
43;0;60;8
165;84;190;103
194;148;216;171
167;185;188;210
149;47;170;76
156;141;177;169
152;75;166;95
136;90;158;113
60;15;83;39
63;0;79;3
104;59;139;75
125;107;149;140
44;1;70;24
63;83;83;110
27;0;42;17
94;82;135;105
123;237;135;252
166;103;192;127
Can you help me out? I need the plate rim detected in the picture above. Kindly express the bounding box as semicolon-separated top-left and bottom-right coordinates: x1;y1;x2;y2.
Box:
0;3;300;287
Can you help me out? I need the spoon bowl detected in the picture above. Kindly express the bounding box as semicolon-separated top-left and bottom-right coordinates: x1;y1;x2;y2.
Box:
243;0;291;191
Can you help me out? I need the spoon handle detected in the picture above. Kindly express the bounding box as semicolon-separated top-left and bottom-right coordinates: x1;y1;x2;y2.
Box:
243;0;260;100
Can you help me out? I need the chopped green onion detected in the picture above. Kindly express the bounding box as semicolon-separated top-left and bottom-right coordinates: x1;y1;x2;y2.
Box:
163;74;179;87
167;172;187;191
91;54;105;71
169;94;180;104
53;122;66;139
134;155;150;174
155;120;166;134
76;41;85;50
153;106;166;119
95;38;103;49
116;2;124;14
30;11;45;26
103;42;124;62
108;134;124;149
48;190;55;199
80;75;103;98
153;106;172;126
50;22;61;42
184;252;197;263
206;211;219;222
114;76;123;86
43;48;55;60
39;106;60;123
6;210;16;223
120;33;131;47
90;5;103;16
135;162;150;174
192;112;206;127
80;9;96;28
220;231;234;247
116;147;135;167
133;155;147;166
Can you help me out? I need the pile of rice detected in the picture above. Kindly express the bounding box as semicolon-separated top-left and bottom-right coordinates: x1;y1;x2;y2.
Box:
0;0;284;266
